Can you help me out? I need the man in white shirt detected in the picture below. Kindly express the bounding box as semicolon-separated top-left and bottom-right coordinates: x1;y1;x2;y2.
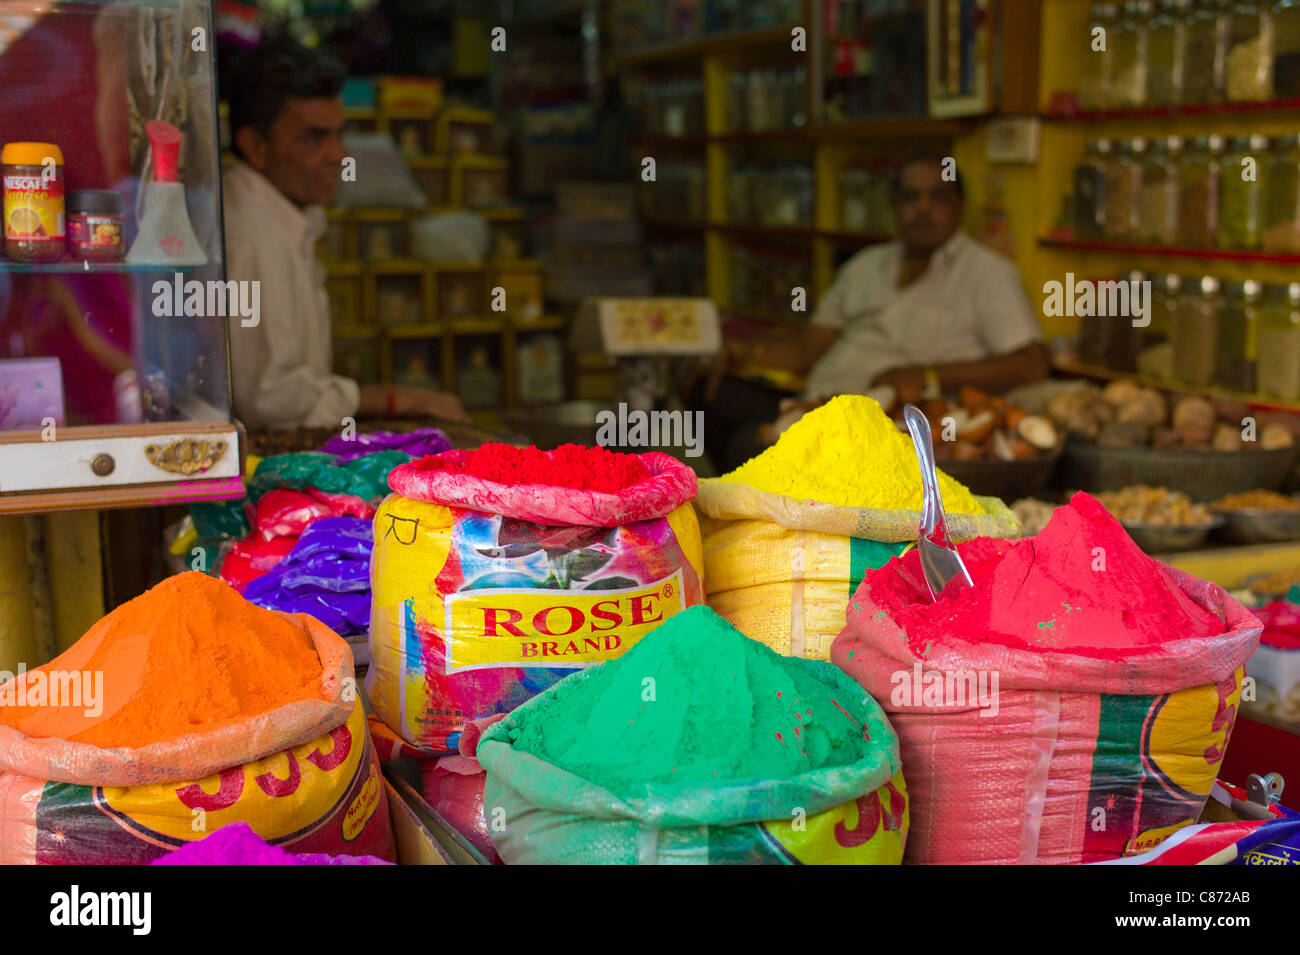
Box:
693;155;1048;470
222;39;464;429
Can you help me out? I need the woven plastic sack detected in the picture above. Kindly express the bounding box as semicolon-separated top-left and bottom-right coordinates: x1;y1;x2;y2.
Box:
0;615;394;864
695;479;1018;660
369;451;705;754
0;700;393;864
477;661;908;865
831;565;1261;865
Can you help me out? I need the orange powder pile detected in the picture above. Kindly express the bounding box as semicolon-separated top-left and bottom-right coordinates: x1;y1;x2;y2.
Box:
0;572;323;748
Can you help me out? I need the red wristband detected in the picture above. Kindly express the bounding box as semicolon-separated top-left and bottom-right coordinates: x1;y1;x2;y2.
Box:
386;384;396;418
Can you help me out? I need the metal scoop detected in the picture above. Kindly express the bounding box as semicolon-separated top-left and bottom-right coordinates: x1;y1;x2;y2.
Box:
903;404;974;601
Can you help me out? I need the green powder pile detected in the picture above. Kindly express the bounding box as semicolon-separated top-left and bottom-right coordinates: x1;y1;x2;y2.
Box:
505;606;874;797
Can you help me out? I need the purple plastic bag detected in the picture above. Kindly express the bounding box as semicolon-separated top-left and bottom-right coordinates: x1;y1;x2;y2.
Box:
243;515;375;634
320;428;452;463
279;555;370;593
291;516;374;562
248;585;370;635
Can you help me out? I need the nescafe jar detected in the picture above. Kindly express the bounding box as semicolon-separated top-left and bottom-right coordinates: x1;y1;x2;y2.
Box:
2;141;64;262
68;189;124;262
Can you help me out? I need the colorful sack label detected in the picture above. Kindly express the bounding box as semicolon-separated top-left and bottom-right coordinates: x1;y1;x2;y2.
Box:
27;702;392;864
1083;668;1243;862
445;570;684;671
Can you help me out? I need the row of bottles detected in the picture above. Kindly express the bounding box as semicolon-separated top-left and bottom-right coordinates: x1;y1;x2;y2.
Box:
1083;270;1300;399
1072;133;1300;251
1078;0;1300;110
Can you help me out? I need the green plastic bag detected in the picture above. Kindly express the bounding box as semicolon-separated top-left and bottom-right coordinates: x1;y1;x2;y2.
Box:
246;451;410;504
189;499;251;540
477;660;909;865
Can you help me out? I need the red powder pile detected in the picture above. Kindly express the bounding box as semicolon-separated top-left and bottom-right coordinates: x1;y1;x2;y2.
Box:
864;492;1225;659
1251;602;1300;650
417;443;651;492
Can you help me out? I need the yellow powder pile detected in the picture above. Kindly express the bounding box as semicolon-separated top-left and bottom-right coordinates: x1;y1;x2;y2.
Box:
720;395;985;513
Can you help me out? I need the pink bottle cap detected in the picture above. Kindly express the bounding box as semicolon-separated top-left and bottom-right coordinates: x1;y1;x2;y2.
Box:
146;120;182;183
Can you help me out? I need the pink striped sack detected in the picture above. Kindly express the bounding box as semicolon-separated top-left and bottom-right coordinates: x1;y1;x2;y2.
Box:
831;567;1260;865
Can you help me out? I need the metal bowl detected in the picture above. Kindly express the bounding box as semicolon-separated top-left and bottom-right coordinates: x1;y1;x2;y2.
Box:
1120;518;1222;554
1056;442;1297;500
1211;506;1300;544
936;446;1062;502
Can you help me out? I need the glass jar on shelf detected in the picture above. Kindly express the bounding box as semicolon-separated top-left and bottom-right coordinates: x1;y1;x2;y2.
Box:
1275;0;1300;96
1104;138;1145;239
1138;272;1181;378
1080;3;1120;109
728;72;748;133
1147;0;1191;106
1219;133;1269;248
1172;274;1223;385
1178;133;1222;246
1184;0;1231;104
1226;0;1275;101
1139;135;1182;244
1148;272;1181;347
1106;269;1147;370
1215;279;1264;392
1075;139;1112;238
840;166;868;232
1257;282;1300;399
1109;1;1152;108
1262;132;1300;252
790;66;808;127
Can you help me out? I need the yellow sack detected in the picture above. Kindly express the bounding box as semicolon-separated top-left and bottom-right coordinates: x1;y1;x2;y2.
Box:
697;481;1019;660
368;494;705;754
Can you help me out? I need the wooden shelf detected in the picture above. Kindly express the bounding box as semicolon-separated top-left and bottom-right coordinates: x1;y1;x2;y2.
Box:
639;121;964;147
618;25;796;65
643;217;890;245
1043;96;1300;122
386;323;444;338
1039;238;1300;265
447;317;508;335
812;116;978;140
332;323;379;338
1053;359;1300;416
643;217;709;231
512;316;566;332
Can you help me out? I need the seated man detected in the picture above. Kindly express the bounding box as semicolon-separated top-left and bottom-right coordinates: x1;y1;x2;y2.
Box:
222;38;465;428
693;154;1048;471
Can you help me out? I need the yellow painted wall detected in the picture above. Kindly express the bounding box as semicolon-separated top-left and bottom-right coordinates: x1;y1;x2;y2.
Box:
0;511;104;672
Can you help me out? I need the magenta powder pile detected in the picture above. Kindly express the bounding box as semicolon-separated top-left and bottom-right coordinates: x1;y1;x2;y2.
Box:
863;492;1226;659
153;824;392;866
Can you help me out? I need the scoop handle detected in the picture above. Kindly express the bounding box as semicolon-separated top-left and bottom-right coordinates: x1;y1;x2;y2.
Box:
903;404;940;535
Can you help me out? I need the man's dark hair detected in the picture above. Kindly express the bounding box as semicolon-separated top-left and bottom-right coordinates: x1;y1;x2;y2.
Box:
223;36;346;160
890;154;964;200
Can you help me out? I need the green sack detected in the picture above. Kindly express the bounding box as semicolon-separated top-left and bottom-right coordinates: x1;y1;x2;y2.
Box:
477;659;909;865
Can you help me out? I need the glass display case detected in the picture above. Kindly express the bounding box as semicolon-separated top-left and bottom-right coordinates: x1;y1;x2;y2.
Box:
0;0;238;513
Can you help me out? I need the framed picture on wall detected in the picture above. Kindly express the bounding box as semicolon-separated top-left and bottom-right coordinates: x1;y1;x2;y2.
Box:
927;0;993;118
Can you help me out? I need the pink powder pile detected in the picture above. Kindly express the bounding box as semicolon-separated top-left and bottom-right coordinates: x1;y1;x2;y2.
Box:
863;492;1225;660
153;823;392;866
